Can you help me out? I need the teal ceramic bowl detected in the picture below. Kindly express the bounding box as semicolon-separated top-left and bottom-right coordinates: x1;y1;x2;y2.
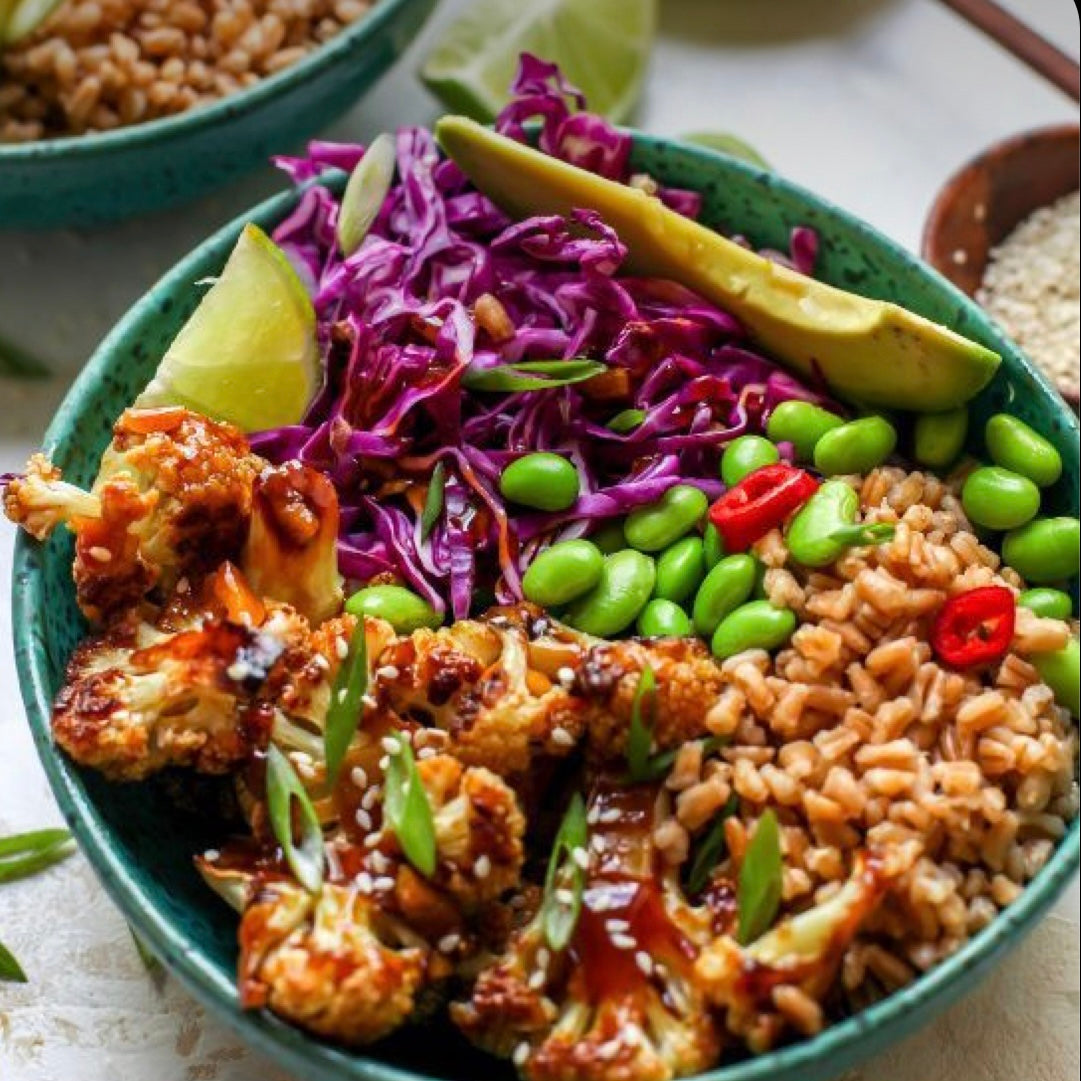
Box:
12;134;1080;1081
0;0;435;228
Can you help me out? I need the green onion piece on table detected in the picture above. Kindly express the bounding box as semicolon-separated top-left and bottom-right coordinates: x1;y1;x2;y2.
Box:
266;745;325;894
462;358;605;392
323;621;369;787
0;827;74;884
421;461;447;540
737;808;783;944
383;732;437;877
0;941;27;984
541;792;588;951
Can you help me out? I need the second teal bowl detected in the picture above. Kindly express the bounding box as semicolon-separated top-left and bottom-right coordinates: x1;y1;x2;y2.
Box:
0;0;436;228
11;131;1080;1080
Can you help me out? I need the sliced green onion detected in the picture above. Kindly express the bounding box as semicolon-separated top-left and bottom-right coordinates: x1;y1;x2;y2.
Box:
826;522;896;548
323;621;369;787
685;794;739;896
337;132;396;256
420;461;447;540
0;940;27;984
0;828;74;884
625;665;657;783
737;808;783;944
265;745;325;894
541;793;588;951
462;359;606;393
383;732;437;877
637;734;727;786
607;408;646;434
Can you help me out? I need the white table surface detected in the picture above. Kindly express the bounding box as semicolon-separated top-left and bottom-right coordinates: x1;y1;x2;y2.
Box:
1;1;1078;1079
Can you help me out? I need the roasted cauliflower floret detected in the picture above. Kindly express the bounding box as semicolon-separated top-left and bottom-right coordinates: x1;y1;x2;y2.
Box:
3;407;263;621
454;780;723;1081
375;616;588;776
236;877;430;1045
242;462;344;624
574;638;726;763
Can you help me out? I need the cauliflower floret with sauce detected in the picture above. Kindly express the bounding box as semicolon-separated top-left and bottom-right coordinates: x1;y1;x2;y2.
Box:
375;608;590;776
3;408;263;621
574;638;727;764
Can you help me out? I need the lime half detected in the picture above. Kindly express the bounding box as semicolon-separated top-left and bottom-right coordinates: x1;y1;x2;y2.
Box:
136;224;319;432
421;0;656;124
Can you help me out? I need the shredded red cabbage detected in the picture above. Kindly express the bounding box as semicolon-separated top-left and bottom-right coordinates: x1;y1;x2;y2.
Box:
257;55;834;619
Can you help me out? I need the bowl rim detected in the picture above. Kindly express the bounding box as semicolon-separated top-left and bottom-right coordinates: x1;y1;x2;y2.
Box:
0;0;429;162
11;131;1081;1081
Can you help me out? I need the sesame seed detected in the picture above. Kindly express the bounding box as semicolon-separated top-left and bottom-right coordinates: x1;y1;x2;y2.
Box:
556;666;576;687
417;746;437;759
590;835;607;853
527;969;546;990
225;661;251;683
203;849;220;861
361;693;378;709
369;851;390;874
473;855;492;879
571;847;589;870
535;947;550;969
350;766;368;789
312;654;330;671
336;688;349;704
336;637;349;660
88;545;112;563
381;736;402;755
599;808;621;824
551;727;575;748
176;577;190;594
364;834;382;849
376;665;400;680
361;788;380;811
437;933;461;954
587;805;602;826
378;756;390;770
555;888;576;905
597;1040;620;1061
355;808;373;832
610;933;637;951
605;918;630;934
634;951;653;976
356;871;374;892
373;875;395;892
513;1042;530;1067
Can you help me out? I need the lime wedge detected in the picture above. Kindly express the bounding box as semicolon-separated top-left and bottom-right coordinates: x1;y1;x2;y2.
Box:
136;224;319;432
421;0;656;124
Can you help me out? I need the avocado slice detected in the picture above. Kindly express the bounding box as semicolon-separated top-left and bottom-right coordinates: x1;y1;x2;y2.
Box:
436;117;999;411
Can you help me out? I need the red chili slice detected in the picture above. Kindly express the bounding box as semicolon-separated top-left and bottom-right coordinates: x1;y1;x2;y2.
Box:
708;463;819;552
930;586;1016;669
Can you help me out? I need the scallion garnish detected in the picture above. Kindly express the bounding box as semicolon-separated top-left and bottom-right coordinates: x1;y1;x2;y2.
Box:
606;408;646;434
420;461;447;540
826;522;896;548
265;745;325;894
383;732;437;877
636;734;728;786
541;793;588;951
737;808;783;944
0;941;27;984
625;665;658;783
685;794;739;896
0;827;73;884
461;358;606;393
323;621;369;787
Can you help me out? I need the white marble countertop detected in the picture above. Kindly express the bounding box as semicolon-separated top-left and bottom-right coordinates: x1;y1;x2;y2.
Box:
1;1;1078;1079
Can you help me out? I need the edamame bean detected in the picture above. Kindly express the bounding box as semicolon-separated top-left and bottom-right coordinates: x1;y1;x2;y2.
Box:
1018;588;1073;620
654;536;707;603
692;554;757;636
985;414;1063;488
637;598;694;637
1032;638;1080;719
346;585;442;633
1002;517;1081;583
592;520;627;554
766;401;844;461
500;452;579;511
710;600;797;660
703;523;725;568
914;408;968;470
563;550;656;637
961;466;1040;531
624;484;709;552
813;415;897;476
522;540;604;607
720;435;780;487
785;479;859;568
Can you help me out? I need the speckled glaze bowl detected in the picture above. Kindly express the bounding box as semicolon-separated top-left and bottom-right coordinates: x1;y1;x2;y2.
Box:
11;135;1080;1081
0;0;436;228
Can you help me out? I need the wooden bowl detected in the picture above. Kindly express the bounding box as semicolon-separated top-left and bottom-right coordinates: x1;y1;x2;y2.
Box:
922;124;1080;406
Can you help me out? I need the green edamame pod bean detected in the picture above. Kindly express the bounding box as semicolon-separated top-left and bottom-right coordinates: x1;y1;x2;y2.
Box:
961;466;1040;531
785;480;859;567
624;484;709;552
522;540;604;607
720;435;780;487
654;536;707;603
914;408;968;470
500;452;579;511
814;415;897;476
564;550;656;637
346;585;442;633
703;523;725;568
692;554;756;636
1032;638;1080;719
637;598;694;637
985;414;1063;488
592;520;627;554
766;401;844;461
1002;517;1081;583
1017;588;1073;620
711;600;797;660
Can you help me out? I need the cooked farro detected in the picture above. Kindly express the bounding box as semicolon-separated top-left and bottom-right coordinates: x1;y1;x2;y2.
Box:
1;0;375;142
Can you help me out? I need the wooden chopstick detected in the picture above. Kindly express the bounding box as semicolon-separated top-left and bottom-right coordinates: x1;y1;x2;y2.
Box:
937;0;1080;103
